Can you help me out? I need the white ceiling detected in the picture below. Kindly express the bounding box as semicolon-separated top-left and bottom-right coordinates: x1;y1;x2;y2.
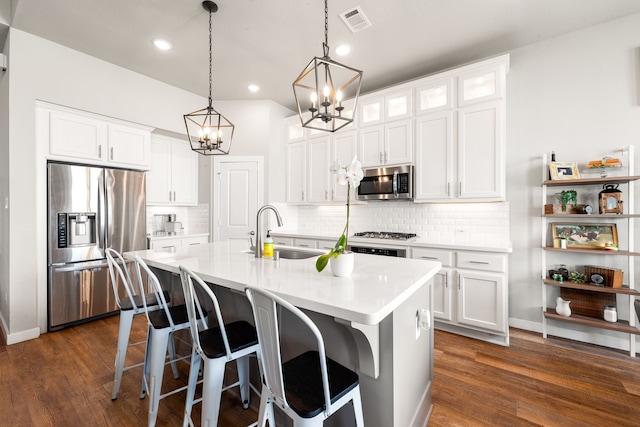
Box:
4;0;640;111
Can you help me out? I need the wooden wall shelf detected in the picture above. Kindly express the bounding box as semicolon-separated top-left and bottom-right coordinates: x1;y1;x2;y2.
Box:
544;309;640;335
543;175;640;186
543;279;639;295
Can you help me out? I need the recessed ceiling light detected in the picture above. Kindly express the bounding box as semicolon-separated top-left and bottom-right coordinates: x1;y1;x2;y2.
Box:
335;44;351;56
248;84;260;92
153;39;172;51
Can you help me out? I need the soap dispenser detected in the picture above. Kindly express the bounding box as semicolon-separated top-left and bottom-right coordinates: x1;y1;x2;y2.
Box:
263;230;274;258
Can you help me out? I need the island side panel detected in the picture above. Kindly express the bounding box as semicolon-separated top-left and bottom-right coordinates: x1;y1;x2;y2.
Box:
358;281;433;427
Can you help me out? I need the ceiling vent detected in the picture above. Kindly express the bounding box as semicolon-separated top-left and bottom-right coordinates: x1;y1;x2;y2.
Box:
339;6;372;33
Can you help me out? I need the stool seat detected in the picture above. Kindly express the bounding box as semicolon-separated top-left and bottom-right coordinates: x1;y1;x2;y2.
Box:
199;320;258;359
284;350;359;419
147;303;195;329
120;291;170;311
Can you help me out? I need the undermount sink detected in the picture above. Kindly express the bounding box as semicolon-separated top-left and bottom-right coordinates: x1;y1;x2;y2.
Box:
244;246;322;260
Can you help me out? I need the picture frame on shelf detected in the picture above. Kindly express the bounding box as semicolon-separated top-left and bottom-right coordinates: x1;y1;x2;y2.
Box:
549;162;580;180
551;223;618;250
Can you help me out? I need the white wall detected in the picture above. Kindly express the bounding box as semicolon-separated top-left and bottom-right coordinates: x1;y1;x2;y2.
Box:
506;13;640;348
1;28;288;343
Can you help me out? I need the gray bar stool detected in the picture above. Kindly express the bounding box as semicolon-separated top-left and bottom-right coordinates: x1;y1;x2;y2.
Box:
106;248;170;400
245;286;365;427
134;255;200;427
179;265;261;427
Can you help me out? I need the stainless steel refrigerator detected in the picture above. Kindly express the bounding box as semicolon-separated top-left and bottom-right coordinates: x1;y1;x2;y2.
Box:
47;162;146;331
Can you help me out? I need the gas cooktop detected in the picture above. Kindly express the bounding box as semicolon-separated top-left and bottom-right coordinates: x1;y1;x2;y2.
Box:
353;231;417;240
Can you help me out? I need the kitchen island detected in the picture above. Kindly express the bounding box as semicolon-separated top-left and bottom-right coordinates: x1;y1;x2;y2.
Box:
125;240;441;427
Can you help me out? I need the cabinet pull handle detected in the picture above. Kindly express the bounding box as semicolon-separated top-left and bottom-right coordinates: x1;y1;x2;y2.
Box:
443;273;448;288
110;147;114;160
325;190;328;200
189;243;200;245
298;244;309;247
161;245;176;249
169;191;172;201
379;152;383;163
458;182;462;197
447;182;450;197
302;191;305;201
457;274;460;290
173;191;176;201
469;260;490;265
98;145;102;158
421;256;438;260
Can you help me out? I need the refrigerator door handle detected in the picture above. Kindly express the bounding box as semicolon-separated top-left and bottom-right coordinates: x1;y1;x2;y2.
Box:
53;261;110;272
98;171;107;251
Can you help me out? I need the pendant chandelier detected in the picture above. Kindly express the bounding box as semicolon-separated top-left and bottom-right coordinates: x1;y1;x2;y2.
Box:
293;0;363;133
184;1;234;155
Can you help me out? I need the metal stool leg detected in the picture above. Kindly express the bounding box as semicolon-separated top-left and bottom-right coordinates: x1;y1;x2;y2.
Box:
112;309;135;400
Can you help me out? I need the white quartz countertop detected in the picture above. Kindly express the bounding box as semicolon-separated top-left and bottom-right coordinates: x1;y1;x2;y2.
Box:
273;232;512;253
125;240;441;325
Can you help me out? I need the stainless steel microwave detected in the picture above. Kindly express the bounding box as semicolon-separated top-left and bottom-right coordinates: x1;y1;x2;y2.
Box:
356;165;414;200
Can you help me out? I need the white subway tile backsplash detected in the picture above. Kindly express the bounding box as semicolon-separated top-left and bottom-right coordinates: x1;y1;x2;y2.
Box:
289;201;509;243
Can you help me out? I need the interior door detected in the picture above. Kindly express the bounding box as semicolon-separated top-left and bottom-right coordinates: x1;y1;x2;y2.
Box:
213;157;264;242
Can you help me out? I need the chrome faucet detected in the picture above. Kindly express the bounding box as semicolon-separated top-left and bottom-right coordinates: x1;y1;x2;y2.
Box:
255;205;283;258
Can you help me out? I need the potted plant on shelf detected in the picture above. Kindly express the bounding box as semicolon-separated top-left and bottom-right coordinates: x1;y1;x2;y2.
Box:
557;189;577;212
315;156;363;277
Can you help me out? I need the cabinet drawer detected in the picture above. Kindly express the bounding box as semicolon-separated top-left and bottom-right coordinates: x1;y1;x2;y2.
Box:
182;236;208;246
456;252;506;273
411;248;453;267
293;238;317;249
273;237;294;246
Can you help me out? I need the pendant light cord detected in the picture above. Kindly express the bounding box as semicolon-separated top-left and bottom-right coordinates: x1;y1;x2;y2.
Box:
208;8;213;108
322;0;330;58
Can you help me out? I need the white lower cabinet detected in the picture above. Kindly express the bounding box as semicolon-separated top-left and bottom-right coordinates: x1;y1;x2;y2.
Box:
412;247;509;345
148;235;209;250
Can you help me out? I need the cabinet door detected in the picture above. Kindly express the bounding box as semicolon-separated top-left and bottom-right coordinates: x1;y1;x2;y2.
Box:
49;110;107;161
147;137;172;204
170;142;198;205
286;141;307;203
384;119;413;165
107;124;150;169
285;115;305;142
307;136;331;203
457;270;506;333
457;100;505;200
432;269;453;321
415;111;454;201
359;125;384;167
331;130;358;202
415;77;454;114
458;65;505;107
385;89;412;121
358;95;384;126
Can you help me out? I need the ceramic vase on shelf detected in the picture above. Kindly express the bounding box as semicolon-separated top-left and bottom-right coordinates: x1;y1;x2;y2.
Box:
330;252;354;277
555;297;571;317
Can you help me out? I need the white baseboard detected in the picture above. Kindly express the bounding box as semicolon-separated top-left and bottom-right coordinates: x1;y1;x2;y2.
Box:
0;311;41;344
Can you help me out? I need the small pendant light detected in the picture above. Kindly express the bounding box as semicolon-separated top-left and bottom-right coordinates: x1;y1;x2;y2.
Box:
184;1;235;155
293;0;363;133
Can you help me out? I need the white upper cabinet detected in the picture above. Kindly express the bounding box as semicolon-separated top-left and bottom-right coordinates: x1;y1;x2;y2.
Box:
49;109;107;162
415;111;454;200
414;55;508;202
457;60;507;107
284;54;509;204
415;77;454;114
43;103;151;170
359;119;412;167
307;135;331;203
286;140;307;204
331;130;358;202
147;135;198;206
457;100;504;200
107;123;151;169
285;115;306;142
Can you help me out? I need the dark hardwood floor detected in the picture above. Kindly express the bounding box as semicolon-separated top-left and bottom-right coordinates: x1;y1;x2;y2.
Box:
2;315;640;426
